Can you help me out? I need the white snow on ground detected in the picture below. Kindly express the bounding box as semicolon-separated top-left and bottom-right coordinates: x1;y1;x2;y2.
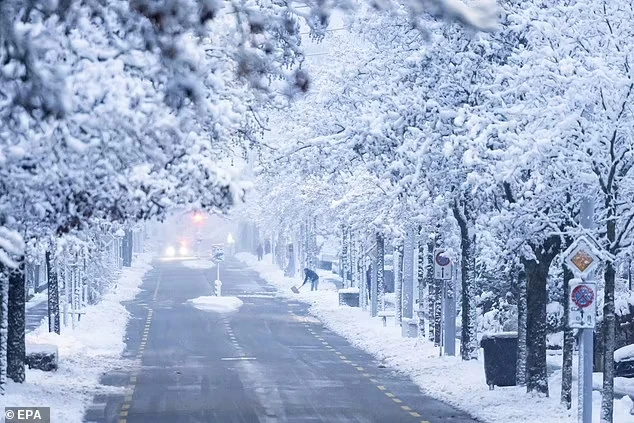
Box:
26;290;47;310
0;251;156;422
180;259;216;270
189;296;243;313
237;252;634;423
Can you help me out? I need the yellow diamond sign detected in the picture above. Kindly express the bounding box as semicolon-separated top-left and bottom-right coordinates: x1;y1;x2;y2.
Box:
564;237;600;278
571;250;594;273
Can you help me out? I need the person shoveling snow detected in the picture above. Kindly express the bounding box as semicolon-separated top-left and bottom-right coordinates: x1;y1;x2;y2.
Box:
292;268;319;293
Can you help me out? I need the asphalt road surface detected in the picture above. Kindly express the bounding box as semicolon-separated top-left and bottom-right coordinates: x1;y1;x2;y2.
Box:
88;257;478;423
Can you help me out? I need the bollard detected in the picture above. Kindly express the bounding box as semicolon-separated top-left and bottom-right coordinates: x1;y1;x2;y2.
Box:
215;280;222;296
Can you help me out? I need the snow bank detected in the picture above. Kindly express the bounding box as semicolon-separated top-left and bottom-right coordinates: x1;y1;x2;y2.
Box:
0;251;155;422
181;259;216;270
189;296;243;313
236;252;634;423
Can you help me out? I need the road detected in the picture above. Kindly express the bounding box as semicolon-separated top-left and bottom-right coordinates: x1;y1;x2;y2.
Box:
88;257;478;423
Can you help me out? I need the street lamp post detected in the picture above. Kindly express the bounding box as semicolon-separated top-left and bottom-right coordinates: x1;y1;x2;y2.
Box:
227;233;235;256
192;212;205;258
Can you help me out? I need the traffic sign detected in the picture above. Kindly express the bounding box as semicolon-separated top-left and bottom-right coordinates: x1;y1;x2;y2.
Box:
434;249;452;280
212;244;225;262
572;285;594;308
569;279;596;329
563;236;600;279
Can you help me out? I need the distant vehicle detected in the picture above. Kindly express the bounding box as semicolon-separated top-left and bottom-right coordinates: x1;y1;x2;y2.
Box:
614;344;634;378
163;238;193;258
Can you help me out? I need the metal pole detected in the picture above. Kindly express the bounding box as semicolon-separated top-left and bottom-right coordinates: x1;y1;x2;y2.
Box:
217;263;220;282
578;197;593;423
444;266;456;356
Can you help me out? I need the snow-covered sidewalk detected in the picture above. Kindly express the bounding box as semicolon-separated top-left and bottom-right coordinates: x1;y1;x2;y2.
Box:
236;252;634;423
0;252;155;421
26;291;48;311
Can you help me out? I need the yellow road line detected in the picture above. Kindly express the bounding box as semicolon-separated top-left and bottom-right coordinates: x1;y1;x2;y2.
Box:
401;405;411;411
355;367;364;371
392;398;402;404
369;378;378;384
377;385;386;391
409;412;421;417
385;392;395;398
362;373;370;377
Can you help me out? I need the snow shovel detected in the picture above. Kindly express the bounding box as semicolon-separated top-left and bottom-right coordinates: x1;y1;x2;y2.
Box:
291;284;301;294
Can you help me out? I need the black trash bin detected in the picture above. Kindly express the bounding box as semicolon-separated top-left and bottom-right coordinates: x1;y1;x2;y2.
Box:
338;289;360;307
480;332;518;389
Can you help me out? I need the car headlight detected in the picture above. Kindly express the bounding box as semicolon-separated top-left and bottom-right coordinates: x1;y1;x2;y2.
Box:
165;246;176;257
179;246;188;256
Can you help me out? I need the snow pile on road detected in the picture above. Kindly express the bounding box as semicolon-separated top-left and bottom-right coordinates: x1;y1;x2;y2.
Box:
237;252;634;423
189;296;243;313
0;250;156;422
181;259;216;270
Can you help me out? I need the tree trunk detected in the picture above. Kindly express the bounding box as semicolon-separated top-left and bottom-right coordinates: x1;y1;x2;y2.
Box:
402;228;415;319
453;203;477;360
7;257;26;382
310;217;318;270
122;230;133;267
349;234;356;288
341;226;349;287
299;224;305;272
522;236;559;395
376;233;385;313
417;236;426;337
0;266;8;394
434;268;442;347
601;249;616;422
395;243;403;324
46;251;60;334
426;238;435;342
517;268;527;386
561;262;574;409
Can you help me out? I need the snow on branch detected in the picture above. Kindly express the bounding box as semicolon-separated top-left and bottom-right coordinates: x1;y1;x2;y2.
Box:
0;227;25;269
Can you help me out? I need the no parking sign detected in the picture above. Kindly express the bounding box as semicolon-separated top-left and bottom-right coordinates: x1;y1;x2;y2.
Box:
569;280;596;329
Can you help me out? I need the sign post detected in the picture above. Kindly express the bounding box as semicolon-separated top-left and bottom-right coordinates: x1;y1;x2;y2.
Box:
563;235;599;423
212;244;225;296
433;249;453;355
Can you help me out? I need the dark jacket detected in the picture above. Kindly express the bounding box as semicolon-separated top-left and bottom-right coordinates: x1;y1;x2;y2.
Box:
303;268;319;285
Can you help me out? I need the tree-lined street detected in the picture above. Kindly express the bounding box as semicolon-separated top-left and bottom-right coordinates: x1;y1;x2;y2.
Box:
92;257;477;423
